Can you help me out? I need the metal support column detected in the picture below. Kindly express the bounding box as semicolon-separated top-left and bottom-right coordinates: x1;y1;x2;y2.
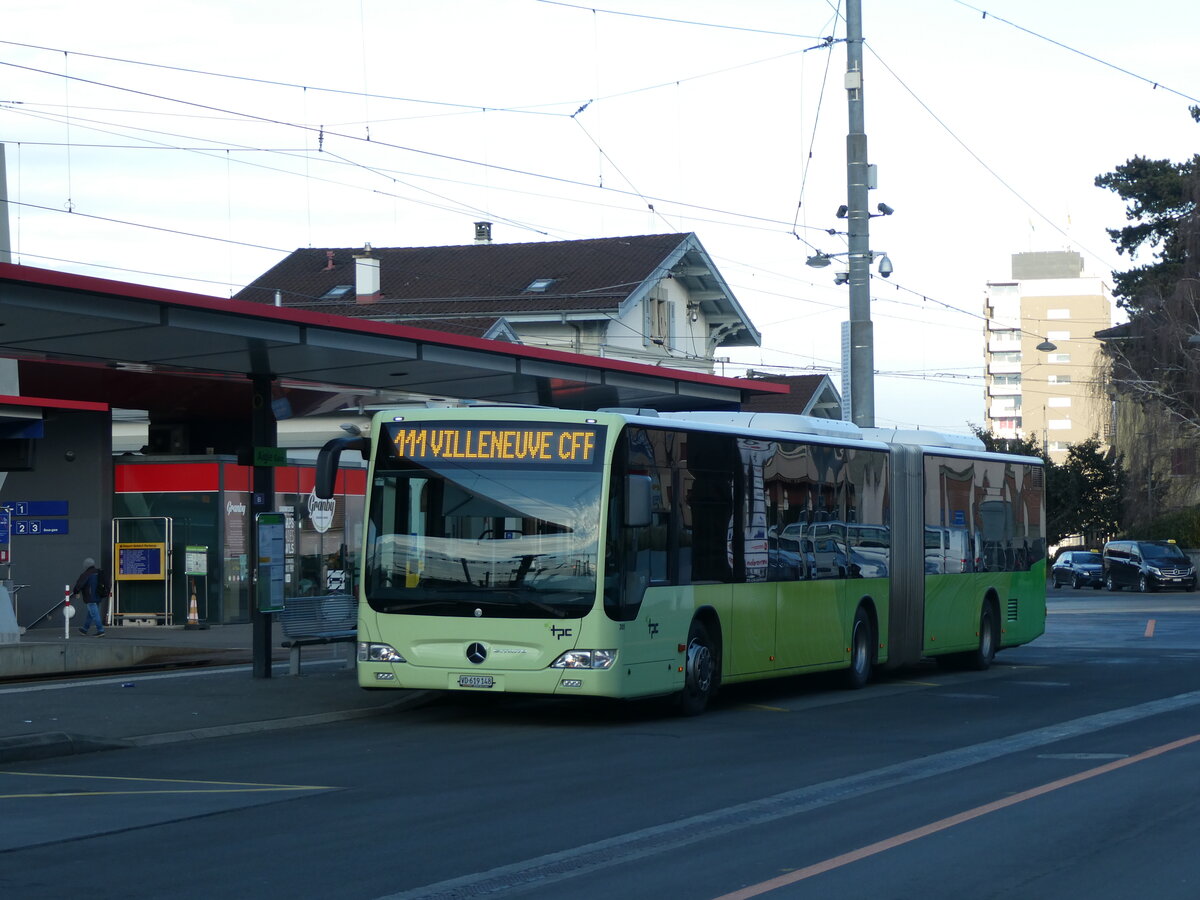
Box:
250;374;276;678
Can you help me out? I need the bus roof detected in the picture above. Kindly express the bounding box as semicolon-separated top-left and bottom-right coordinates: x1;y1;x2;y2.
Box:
655;410;864;441
654;411;989;452
367;406;1040;465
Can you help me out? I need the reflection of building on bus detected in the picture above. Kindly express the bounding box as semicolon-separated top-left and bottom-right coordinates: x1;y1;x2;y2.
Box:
318;408;1046;715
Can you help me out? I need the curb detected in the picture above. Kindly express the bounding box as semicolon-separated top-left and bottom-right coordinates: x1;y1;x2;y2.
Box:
128;693;434;746
0;691;434;763
0;731;132;763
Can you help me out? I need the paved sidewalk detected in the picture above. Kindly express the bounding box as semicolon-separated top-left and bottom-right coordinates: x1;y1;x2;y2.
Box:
0;623;430;762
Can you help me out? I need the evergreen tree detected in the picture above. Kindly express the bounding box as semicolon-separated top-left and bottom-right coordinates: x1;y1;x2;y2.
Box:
1094;112;1199;314
1094;107;1200;435
1052;439;1124;545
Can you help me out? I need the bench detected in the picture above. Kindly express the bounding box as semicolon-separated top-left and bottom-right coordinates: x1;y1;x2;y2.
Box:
279;594;357;675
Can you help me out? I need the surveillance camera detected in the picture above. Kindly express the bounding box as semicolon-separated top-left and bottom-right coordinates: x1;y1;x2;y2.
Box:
836;205;848;219
877;255;894;278
876;202;894;216
834;271;849;285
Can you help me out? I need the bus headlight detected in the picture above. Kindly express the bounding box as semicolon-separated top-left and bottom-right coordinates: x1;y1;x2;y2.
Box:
358;642;407;663
549;649;617;669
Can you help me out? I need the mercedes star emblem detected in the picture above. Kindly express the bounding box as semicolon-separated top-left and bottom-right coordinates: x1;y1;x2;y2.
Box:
466;642;488;664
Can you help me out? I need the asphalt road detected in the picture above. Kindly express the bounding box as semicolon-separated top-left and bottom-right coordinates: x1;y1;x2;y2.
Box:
4;585;1200;900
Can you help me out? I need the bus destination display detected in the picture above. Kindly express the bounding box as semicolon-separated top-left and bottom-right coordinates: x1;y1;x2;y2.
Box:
386;423;600;466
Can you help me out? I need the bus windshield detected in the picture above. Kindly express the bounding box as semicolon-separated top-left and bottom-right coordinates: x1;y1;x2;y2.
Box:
365;461;604;619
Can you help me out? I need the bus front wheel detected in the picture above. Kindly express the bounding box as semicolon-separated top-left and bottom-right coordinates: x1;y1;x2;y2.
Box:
677;619;717;716
845;606;874;690
966;603;997;671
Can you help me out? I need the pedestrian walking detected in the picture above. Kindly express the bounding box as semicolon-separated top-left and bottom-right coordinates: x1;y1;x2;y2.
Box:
74;557;107;636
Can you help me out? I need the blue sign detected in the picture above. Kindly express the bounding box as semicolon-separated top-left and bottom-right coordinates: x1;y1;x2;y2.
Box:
12;500;69;517
0;510;8;545
12;519;69;535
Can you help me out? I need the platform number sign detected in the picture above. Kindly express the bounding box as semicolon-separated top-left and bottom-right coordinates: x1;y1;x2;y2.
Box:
6;500;70;537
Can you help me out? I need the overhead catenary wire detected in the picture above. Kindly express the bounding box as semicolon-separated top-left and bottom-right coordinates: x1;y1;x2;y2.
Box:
536;1;827;40
863;43;1116;275
0;5;1160;409
0;65;838;240
951;0;1200;106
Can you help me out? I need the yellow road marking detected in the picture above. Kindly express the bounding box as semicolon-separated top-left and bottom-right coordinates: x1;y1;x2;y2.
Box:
1144;619;1156;637
711;732;1200;899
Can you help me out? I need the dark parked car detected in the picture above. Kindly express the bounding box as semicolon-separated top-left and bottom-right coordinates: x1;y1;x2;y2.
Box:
1051;550;1104;589
1102;540;1196;592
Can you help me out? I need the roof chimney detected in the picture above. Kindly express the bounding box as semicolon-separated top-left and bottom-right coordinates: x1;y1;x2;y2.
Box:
354;243;381;304
323;250;335;271
474;221;493;244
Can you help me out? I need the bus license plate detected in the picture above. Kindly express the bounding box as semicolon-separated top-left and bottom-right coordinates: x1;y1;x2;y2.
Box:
458;674;494;688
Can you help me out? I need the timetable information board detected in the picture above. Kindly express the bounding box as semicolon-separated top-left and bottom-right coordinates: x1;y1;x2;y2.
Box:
116;542;167;580
256;512;285;613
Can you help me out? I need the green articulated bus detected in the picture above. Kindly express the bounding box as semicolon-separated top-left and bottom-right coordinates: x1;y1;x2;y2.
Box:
315;407;1046;715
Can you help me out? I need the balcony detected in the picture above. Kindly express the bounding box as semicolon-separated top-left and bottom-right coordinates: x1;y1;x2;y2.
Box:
987;359;1021;375
987;338;1022;353
987;383;1022;397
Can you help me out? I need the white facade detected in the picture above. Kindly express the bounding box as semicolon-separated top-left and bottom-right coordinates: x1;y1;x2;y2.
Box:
507;275;716;370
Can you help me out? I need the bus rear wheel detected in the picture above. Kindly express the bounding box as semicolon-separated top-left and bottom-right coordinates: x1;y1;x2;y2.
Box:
676;619;717;716
845;606;873;690
966;603;997;671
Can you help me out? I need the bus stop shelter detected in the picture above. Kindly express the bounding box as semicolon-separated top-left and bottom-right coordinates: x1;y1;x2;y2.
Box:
0;262;786;674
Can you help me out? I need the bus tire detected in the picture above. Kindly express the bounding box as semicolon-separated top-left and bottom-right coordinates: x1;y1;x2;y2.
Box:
676;619;717;716
845;606;873;690
966;602;997;671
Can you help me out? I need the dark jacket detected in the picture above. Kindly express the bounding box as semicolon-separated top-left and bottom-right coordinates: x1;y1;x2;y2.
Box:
74;566;100;603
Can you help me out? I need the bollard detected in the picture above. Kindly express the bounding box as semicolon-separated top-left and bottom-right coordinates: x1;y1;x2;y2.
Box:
62;584;75;639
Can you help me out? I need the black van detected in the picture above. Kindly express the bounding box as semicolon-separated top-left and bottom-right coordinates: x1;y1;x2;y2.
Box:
1102;540;1196;592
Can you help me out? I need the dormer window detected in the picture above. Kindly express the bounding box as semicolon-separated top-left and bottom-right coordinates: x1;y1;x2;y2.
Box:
320;284;354;300
523;278;556;293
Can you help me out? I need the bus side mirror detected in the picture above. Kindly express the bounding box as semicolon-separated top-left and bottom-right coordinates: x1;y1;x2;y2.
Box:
625;475;653;528
315;436;370;499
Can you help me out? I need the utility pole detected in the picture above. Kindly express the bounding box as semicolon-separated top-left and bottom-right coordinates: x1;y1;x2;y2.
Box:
844;0;874;427
0;145;11;264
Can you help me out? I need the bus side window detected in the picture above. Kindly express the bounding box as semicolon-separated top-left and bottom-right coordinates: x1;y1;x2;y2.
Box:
641;469;670;584
686;469;734;583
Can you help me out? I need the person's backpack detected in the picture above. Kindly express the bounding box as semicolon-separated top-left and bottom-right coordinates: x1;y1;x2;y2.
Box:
95;569;110;600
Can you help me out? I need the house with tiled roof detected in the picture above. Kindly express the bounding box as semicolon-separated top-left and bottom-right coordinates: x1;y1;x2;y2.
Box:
235;229;760;373
740;372;844;419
